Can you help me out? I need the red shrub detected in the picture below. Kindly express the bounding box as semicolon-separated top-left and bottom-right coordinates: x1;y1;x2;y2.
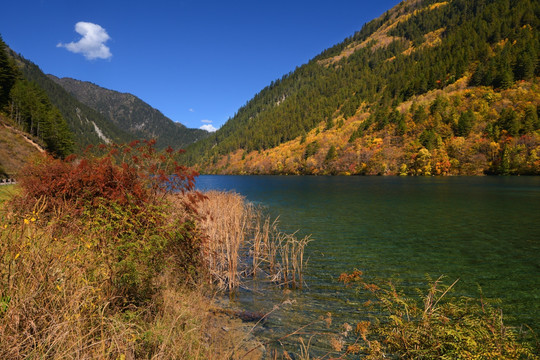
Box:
17;140;199;213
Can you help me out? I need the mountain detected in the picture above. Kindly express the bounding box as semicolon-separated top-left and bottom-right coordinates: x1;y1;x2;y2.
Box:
2;34;207;176
185;0;540;176
49;76;209;150
1;39;75;159
11;52;132;150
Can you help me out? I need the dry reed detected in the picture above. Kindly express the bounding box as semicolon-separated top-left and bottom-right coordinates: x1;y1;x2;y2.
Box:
198;190;312;292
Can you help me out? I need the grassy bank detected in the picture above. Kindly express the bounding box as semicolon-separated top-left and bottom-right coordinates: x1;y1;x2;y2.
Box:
0;142;270;359
0;191;267;359
0;184;18;206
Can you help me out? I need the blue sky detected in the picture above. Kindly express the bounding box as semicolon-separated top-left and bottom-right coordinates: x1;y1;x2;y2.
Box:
1;0;401;132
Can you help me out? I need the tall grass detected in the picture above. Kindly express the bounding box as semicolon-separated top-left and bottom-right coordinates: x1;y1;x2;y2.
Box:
197;190;311;292
0;195;268;359
196;190;248;291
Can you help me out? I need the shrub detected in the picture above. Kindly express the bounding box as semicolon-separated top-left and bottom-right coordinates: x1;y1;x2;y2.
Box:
0;142;269;359
11;140;204;305
338;271;538;359
17;140;197;212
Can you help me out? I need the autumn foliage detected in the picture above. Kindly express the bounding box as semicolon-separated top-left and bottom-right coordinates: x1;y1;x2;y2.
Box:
17;140;198;212
199;80;540;176
9;140;205;305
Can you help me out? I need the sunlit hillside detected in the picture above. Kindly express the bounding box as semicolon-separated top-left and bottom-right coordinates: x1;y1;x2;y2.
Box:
185;0;540;175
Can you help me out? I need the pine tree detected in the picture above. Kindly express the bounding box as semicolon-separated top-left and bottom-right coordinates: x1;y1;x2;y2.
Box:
0;35;18;109
455;110;475;137
325;145;337;162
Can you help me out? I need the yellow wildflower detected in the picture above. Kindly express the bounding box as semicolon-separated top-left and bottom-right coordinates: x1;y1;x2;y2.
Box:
14;253;20;260
24;219;29;224
30;217;36;222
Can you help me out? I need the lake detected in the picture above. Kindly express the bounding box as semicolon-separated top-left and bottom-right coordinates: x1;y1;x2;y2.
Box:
196;175;540;353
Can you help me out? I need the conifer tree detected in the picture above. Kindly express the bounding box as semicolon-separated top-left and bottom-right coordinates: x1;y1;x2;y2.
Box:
0;35;18;109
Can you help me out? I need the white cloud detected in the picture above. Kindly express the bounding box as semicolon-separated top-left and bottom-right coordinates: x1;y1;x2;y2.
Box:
189;108;195;112
201;119;212;123
57;22;112;60
200;124;217;132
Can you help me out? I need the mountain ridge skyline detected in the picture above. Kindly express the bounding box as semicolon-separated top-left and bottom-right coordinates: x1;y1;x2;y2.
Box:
1;0;402;130
48;74;209;150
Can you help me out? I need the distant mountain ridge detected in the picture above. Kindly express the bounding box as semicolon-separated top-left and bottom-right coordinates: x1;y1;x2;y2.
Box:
1;38;208;177
49;76;209;150
12;52;134;149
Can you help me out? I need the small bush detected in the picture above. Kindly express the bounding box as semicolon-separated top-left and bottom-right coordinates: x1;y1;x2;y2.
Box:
16;140;197;213
337;271;538;359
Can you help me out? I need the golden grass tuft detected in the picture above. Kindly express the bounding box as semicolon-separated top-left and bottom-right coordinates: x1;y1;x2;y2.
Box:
198;190;311;292
197;190;248;291
0;206;136;359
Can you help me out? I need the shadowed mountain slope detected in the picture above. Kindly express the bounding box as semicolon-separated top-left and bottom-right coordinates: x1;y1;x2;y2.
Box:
49;76;209;150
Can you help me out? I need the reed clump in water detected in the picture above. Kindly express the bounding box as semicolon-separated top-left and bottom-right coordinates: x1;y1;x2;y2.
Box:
195;190;248;291
197;190;311;292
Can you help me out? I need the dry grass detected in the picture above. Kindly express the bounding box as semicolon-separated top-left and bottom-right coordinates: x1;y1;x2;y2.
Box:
0;116;43;178
0;205;135;359
198;191;311;291
0;193;266;359
197;190;249;291
0;184;18;207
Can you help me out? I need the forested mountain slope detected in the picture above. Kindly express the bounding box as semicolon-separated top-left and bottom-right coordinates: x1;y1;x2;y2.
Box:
0;36;74;161
3;44;207;154
49;76;209;150
11;52;131;150
185;0;540;175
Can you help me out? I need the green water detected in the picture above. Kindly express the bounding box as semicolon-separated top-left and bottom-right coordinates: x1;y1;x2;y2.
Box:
197;176;540;353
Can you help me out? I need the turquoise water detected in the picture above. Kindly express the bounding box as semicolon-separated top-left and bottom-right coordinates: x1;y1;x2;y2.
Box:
196;176;540;352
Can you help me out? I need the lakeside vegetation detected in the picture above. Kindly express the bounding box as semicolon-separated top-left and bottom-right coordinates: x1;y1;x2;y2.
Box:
1;144;537;359
0;142;309;359
0;142;214;358
334;271;538;359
